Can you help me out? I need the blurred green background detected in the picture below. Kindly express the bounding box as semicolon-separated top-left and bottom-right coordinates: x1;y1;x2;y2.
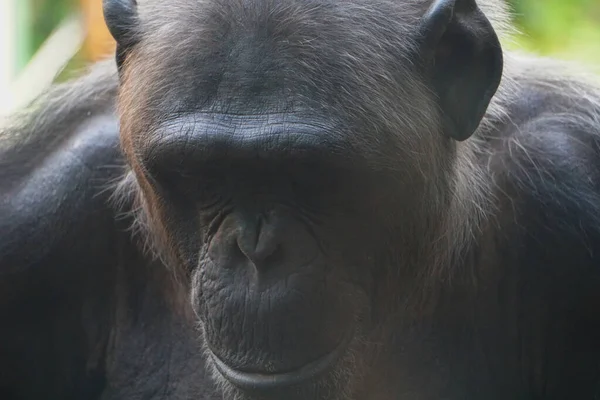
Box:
0;0;599;116
509;0;600;66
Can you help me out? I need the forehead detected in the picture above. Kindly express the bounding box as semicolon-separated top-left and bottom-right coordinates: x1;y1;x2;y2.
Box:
136;0;422;51
119;0;440;161
128;0;422;108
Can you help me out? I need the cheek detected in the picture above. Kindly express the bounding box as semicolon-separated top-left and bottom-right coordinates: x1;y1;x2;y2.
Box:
131;193;206;276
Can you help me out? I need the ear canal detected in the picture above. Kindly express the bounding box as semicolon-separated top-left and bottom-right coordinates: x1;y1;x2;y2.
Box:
102;0;139;70
417;0;503;141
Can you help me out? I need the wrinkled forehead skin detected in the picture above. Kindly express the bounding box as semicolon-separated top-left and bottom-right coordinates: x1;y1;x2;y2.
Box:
115;0;512;176
117;0;437;152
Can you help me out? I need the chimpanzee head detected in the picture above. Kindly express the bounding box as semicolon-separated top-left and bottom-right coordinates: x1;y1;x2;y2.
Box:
104;0;503;398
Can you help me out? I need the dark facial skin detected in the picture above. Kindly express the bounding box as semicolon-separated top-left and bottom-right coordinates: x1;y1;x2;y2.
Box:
147;116;370;361
135;115;398;397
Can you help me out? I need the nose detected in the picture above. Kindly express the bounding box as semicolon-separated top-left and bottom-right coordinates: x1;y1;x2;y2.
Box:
236;215;281;269
208;209;319;279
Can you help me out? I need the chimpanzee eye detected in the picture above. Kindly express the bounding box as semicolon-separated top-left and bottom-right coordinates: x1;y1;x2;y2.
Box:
147;165;227;209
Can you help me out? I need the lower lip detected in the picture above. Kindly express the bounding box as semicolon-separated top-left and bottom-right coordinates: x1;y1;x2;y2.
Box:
208;330;355;391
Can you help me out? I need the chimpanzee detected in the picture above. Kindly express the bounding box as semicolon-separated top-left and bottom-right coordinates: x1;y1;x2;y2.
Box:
2;0;600;399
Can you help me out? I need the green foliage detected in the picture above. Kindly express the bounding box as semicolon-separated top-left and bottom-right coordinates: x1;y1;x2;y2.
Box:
17;0;75;69
29;0;75;52
507;0;600;67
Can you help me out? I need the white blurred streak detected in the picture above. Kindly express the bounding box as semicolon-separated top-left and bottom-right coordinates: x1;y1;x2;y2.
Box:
0;14;84;118
0;0;16;115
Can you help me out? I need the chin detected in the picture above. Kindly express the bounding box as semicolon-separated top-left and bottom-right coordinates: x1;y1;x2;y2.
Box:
206;357;356;400
201;328;362;400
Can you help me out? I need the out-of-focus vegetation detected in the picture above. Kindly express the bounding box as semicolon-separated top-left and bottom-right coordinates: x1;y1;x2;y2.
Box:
11;0;600;82
15;0;113;81
509;0;600;67
22;0;75;68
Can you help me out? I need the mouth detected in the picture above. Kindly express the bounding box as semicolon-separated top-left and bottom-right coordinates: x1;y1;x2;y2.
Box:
208;329;355;392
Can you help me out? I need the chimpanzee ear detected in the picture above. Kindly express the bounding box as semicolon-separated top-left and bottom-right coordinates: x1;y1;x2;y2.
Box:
416;0;503;141
102;0;139;71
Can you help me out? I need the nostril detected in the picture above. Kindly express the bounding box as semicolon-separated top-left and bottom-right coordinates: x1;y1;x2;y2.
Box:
212;210;318;278
236;230;281;269
259;243;284;267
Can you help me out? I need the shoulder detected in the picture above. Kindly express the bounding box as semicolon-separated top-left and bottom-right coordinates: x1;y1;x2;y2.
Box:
485;63;600;270
0;61;126;271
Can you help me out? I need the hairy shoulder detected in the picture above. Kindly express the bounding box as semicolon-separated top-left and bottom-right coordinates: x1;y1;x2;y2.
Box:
0;60;120;179
0;60;125;272
486;56;600;269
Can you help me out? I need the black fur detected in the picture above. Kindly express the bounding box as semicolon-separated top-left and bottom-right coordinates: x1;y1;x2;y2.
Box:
1;0;600;399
